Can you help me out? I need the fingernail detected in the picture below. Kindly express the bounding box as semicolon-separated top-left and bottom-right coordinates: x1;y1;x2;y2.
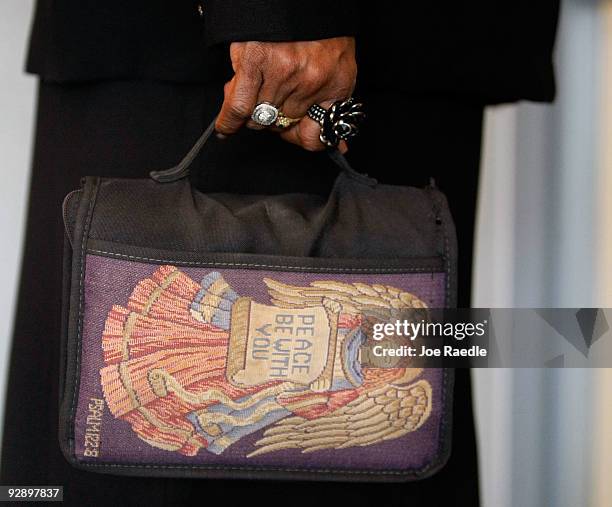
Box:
216;133;227;140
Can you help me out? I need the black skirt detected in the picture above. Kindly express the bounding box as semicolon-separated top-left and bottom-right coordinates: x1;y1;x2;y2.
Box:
1;80;482;506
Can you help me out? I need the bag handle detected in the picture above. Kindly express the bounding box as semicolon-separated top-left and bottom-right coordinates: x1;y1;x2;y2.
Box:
149;117;372;184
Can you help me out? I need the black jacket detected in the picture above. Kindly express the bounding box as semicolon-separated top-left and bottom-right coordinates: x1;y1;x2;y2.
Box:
27;0;559;103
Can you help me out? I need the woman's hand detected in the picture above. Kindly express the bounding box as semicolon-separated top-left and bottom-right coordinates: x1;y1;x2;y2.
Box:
216;37;357;152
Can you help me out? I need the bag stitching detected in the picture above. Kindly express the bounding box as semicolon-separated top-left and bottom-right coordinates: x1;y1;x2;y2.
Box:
72;461;437;476
69;180;98;451
87;250;441;273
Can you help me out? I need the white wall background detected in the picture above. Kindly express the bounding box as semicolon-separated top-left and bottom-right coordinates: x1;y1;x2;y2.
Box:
473;1;612;507
0;1;610;506
0;0;36;451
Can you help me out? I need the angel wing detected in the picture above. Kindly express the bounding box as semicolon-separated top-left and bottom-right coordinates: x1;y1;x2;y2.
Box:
246;379;432;457
263;278;429;323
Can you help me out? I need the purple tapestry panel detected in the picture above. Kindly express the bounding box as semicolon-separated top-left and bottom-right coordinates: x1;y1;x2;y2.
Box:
73;254;448;473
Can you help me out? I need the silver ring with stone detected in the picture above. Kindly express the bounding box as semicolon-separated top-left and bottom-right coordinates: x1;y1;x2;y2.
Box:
251;102;301;128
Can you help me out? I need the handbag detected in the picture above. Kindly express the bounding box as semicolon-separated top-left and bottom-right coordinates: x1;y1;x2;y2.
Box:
60;120;457;482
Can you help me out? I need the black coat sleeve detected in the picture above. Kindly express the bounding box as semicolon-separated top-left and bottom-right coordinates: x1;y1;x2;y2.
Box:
203;0;360;45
